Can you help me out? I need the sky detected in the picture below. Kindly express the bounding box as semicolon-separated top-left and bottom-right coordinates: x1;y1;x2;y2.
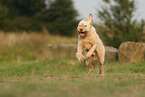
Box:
73;0;145;23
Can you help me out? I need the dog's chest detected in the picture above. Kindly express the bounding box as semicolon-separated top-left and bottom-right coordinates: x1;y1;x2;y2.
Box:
83;41;93;51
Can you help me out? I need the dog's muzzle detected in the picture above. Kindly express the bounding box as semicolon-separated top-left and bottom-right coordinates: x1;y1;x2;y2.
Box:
79;31;87;38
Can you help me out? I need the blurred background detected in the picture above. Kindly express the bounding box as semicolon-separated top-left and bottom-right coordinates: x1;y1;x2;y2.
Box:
0;0;145;61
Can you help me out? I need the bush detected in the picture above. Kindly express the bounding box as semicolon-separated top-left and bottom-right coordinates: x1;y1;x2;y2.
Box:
97;0;145;48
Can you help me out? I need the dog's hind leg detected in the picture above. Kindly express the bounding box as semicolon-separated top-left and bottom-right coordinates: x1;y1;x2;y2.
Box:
98;57;104;75
86;57;94;76
96;47;105;75
96;45;105;75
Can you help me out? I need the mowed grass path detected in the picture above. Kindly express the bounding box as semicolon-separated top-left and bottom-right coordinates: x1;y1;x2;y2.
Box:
0;58;145;97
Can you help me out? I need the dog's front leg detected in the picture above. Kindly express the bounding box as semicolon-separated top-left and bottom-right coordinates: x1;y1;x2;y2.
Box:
84;44;97;60
76;42;84;62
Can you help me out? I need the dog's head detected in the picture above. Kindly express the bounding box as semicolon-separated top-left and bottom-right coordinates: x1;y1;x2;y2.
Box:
77;14;93;38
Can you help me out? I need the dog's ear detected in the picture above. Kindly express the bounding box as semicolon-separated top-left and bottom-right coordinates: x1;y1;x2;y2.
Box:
88;14;93;25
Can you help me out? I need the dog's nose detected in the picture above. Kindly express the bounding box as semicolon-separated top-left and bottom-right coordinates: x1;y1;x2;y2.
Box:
80;29;83;32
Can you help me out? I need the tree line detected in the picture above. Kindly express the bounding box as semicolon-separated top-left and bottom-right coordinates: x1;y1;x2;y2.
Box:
0;0;78;36
0;0;144;48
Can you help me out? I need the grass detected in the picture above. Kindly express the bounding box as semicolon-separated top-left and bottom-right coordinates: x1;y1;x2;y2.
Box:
0;32;144;97
0;58;144;97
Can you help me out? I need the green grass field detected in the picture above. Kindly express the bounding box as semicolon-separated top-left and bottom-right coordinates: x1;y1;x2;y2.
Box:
0;58;144;97
0;33;144;97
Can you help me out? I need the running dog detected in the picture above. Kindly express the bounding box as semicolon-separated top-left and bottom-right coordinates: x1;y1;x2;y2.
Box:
76;14;105;76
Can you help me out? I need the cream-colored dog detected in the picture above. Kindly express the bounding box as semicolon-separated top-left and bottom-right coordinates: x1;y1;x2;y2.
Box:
76;14;105;76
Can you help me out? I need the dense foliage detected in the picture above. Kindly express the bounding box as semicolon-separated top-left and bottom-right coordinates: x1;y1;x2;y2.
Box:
44;0;78;36
97;0;145;48
0;0;78;36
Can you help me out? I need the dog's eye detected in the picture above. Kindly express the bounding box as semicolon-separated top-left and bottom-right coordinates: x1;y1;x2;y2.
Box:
84;25;87;27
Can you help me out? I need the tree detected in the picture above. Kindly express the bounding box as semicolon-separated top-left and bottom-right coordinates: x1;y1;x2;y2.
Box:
0;0;46;17
44;0;78;36
0;0;46;31
0;3;8;29
0;0;79;35
97;0;145;48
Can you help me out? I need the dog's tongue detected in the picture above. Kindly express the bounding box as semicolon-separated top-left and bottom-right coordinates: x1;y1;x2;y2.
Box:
80;32;85;37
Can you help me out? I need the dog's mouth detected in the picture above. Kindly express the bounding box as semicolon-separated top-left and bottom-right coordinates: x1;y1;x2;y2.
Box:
79;32;87;38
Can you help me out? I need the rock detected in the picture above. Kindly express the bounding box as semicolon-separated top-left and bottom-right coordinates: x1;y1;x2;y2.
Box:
47;44;118;62
119;41;145;63
47;44;77;59
105;46;118;62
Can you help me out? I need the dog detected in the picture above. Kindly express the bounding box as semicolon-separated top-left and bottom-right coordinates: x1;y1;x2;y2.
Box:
76;14;105;76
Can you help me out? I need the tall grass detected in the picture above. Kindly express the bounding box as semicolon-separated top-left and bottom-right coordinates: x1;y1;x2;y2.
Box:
0;32;77;61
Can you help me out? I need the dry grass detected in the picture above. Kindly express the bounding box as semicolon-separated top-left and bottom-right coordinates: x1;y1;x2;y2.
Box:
0;32;77;61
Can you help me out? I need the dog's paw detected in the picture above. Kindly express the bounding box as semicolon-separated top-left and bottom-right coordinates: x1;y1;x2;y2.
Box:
84;55;89;60
76;53;84;62
79;56;84;63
